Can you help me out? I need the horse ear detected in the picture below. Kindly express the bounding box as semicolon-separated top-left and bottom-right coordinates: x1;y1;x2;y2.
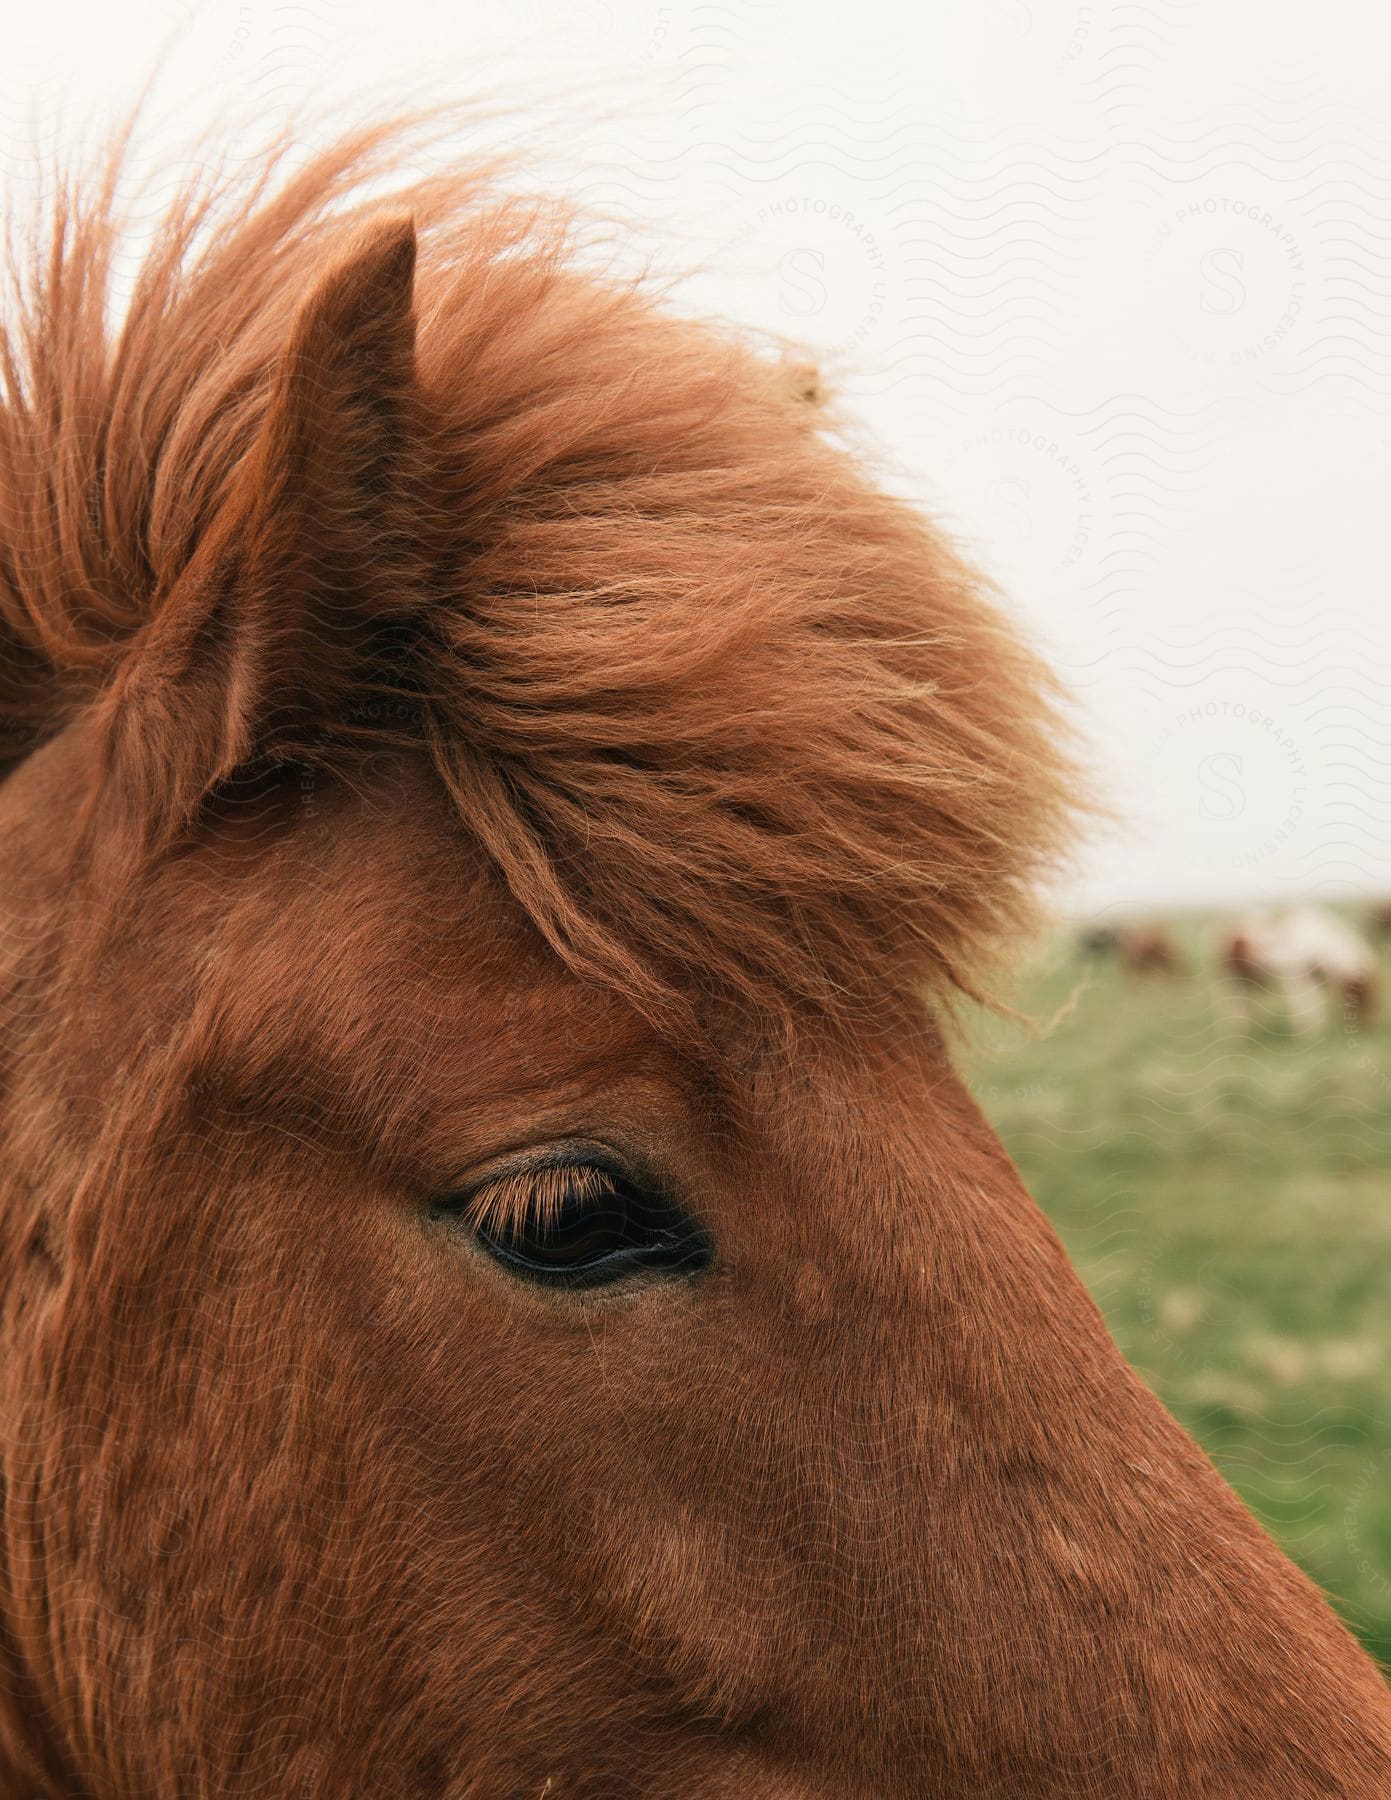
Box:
99;213;421;835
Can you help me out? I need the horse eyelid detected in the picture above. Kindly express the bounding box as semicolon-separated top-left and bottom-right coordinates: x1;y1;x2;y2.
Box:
461;1161;622;1239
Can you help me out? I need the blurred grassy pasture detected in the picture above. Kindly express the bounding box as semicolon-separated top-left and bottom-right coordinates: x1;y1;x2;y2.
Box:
963;909;1391;1666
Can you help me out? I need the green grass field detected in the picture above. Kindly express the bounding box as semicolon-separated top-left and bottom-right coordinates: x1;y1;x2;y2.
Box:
963;910;1391;1666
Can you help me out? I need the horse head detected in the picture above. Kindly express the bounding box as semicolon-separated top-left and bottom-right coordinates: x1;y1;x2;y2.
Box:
0;124;1387;1796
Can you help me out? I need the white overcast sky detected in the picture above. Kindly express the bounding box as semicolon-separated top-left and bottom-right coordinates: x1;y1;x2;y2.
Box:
7;0;1391;919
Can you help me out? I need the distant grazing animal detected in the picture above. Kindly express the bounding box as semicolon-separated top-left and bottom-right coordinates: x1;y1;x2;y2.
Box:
0;115;1388;1797
1220;905;1379;1033
1078;922;1186;977
1118;923;1187;977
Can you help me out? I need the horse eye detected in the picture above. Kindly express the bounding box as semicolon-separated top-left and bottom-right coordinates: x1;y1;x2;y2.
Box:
433;1161;712;1290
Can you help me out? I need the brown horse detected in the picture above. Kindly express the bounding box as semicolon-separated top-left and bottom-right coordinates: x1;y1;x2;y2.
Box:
0;119;1388;1797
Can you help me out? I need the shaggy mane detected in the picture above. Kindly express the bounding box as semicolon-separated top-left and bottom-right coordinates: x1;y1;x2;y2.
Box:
0;114;1078;1039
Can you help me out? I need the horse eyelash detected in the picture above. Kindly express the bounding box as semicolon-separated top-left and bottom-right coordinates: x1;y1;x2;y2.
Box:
463;1162;619;1239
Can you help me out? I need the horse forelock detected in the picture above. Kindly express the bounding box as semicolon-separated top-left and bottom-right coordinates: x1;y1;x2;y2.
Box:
0;112;1081;1046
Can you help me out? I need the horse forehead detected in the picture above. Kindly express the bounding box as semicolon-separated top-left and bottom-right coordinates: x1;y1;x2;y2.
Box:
153;764;934;1195
205;755;493;960
165;767;692;1135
